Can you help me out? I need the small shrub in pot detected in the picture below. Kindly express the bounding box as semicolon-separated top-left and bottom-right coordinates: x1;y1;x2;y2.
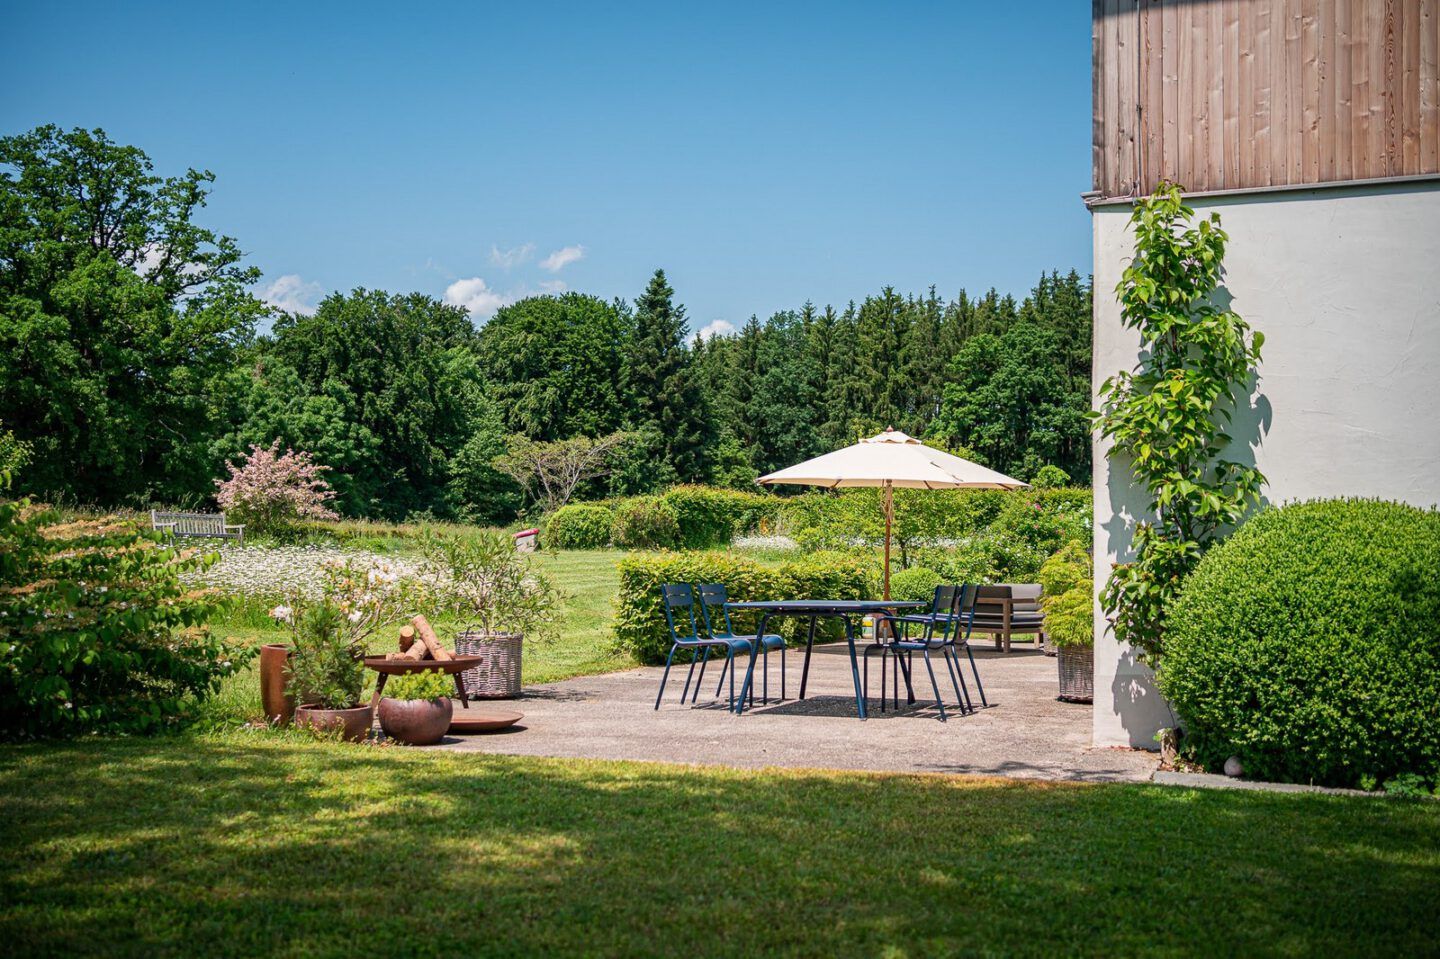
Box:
378;669;454;745
274;560;401;741
1038;542;1094;702
421;530;560;699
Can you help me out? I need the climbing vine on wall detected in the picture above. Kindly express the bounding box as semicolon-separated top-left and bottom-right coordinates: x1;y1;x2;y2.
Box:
1093;182;1266;665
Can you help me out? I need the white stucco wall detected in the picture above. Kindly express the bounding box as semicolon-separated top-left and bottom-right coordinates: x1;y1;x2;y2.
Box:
1091;179;1440;749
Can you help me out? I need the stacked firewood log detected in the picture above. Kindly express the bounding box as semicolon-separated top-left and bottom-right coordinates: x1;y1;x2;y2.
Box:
383;614;454;661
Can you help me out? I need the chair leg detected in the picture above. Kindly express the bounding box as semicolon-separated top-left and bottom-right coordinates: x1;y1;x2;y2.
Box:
655;645;678;710
692;647;713;703
680;647;699;703
727;649;737;711
863;648;869;709
922;650;947;722
964;644;988;707
880;648;887;712
762;646;769;704
944;647;972;713
781;645;786;700
715;656;730;698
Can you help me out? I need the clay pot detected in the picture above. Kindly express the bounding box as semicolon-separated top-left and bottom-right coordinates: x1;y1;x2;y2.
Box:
294;704;372;743
259;644;295;725
378;697;454;746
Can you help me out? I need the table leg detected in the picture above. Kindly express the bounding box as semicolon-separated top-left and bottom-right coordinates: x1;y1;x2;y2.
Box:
367;672;389;734
799;615;818;700
734;612;768;714
453;671;470;709
844;616;867;720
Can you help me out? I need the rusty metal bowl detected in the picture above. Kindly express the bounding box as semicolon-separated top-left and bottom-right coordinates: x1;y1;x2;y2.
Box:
363;655;482;675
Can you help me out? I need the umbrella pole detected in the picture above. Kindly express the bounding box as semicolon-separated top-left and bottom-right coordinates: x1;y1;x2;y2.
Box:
883;482;893;600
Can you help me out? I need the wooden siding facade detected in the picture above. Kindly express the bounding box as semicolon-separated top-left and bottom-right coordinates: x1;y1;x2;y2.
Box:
1092;0;1440;201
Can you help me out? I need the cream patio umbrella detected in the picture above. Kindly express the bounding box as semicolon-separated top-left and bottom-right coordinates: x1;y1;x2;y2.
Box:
757;428;1026;598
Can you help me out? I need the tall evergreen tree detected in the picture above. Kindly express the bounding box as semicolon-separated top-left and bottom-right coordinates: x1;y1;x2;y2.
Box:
622;270;711;483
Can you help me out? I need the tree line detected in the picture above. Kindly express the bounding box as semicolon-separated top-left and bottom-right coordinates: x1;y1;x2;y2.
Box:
0;125;1093;523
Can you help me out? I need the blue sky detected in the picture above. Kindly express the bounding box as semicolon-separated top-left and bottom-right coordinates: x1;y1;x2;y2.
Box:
2;1;1093;336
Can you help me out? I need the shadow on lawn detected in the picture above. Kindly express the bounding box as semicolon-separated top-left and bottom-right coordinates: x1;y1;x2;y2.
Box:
1;736;1437;959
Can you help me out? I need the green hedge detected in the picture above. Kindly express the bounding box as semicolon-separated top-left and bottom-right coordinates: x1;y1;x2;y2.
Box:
544;503;615;549
660;485;780;548
1160;499;1440;790
614;550;875;664
611;497;681;550
780;487;1089;550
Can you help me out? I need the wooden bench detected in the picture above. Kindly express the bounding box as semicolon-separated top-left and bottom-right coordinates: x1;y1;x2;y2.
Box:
969;583;1046;653
150;510;245;543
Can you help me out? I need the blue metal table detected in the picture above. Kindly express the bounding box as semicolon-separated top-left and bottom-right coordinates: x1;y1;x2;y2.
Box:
724;600;926;719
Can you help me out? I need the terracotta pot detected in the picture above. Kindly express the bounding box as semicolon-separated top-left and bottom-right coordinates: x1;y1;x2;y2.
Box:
294;704;372;743
259;644;295;725
378;697;454;746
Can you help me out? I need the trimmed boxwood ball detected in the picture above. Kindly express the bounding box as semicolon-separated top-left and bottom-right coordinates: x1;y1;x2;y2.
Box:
545;503;614;549
1160;498;1440;789
890;566;944;602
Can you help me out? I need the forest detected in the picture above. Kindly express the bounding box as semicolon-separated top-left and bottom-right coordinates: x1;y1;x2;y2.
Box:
0;125;1093;523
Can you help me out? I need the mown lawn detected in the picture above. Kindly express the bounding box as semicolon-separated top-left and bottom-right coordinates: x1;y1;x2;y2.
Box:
1;736;1436;958
201;549;634;726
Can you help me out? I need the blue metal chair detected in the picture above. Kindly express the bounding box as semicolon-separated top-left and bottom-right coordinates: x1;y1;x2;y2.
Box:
864;585;956;715
943;583;988;709
867;585;980;721
653;583;754;711
696;583;786;706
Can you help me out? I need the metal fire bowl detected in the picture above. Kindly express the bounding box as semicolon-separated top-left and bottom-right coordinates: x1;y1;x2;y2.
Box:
448;710;524;734
363;655;483;675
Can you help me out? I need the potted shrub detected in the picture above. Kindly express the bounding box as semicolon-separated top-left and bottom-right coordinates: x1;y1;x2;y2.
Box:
1038;542;1094;703
378;669;455;745
275;560;399;741
421;530;559;699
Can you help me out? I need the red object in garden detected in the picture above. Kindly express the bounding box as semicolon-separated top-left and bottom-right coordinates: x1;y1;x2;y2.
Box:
513;527;539;552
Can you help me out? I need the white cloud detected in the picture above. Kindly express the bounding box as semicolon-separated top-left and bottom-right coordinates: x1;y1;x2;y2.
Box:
692;319;737;343
537;279;567;294
444;276;512;319
489;243;535;270
258;274;323;316
539;244;586;272
133;244;166;277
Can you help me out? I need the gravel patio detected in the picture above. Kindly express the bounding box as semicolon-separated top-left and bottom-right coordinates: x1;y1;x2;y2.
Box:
442;643;1158;782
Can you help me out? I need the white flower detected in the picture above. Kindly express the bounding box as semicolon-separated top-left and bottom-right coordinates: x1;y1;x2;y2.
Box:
269;604;293;623
348;610;363;623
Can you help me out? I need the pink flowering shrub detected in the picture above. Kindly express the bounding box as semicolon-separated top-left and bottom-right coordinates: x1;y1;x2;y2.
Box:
215;441;339;531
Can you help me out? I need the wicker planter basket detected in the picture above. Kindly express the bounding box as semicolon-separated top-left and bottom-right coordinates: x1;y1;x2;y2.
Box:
1056;645;1094;704
455;631;523;699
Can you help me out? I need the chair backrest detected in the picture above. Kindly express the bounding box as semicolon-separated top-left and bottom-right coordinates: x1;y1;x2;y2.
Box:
951;583;981;641
660;583;700;644
695;583;734;638
925;584;959;639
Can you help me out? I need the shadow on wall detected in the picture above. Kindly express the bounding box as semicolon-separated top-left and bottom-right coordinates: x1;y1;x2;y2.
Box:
1099;281;1272;746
